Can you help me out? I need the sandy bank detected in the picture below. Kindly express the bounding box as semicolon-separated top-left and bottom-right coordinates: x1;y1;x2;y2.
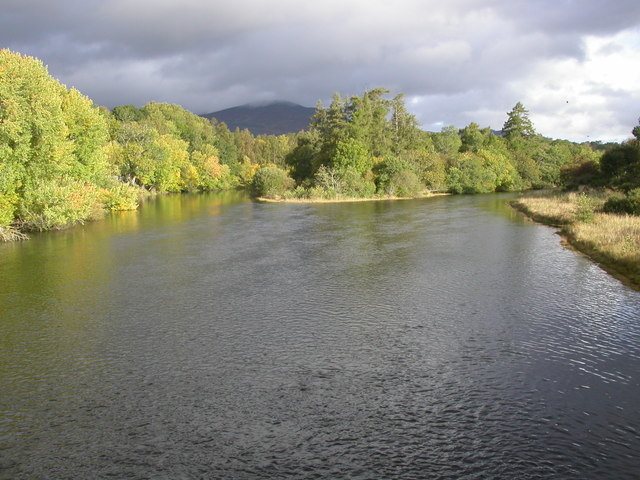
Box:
255;193;450;204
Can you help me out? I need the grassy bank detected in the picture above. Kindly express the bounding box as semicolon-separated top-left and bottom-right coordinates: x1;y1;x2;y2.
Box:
511;192;640;289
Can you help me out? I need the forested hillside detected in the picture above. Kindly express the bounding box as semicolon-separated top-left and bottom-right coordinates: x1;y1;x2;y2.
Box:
202;102;316;135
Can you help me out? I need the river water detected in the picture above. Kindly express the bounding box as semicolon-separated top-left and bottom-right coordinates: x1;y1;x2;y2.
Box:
1;192;639;479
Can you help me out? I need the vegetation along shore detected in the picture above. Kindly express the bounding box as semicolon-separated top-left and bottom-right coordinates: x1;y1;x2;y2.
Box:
512;190;640;289
1;48;617;239
1;47;639;290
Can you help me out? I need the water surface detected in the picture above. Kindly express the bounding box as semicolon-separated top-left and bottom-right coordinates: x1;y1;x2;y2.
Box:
1;192;639;479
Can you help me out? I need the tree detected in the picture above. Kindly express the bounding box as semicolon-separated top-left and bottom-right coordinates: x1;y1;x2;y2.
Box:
459;122;487;153
600;142;640;188
503;102;536;138
112;105;144;123
331;137;371;175
311;93;348;165
446;153;497;194
632;118;640;141
432;126;462;157
285;130;321;182
390;93;420;154
0;49;114;231
347;88;390;157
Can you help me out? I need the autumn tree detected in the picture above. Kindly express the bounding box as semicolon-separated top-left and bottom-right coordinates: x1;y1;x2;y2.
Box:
0;48;131;233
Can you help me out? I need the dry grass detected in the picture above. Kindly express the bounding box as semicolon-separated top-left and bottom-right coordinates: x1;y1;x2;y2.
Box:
512;192;640;287
511;192;608;225
511;195;577;225
568;214;640;275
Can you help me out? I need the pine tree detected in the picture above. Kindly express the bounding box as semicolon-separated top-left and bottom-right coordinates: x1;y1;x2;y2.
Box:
503;102;536;138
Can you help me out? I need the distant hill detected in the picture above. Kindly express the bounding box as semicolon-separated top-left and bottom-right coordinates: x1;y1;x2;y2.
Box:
201;101;316;135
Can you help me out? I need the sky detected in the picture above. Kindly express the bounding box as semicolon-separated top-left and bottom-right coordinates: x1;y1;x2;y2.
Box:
2;0;640;142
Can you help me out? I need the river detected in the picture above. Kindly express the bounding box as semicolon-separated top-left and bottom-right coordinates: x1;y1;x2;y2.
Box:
1;192;639;479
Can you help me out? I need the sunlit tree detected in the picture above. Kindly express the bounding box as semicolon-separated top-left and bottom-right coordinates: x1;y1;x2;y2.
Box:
503;102;536;138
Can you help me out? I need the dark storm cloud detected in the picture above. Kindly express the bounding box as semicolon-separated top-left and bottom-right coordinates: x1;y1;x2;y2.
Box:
2;0;639;140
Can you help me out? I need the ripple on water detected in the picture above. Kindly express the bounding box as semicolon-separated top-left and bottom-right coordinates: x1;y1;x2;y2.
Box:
1;194;640;479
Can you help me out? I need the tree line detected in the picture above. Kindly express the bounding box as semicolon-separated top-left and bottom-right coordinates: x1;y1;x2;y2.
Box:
0;50;295;237
251;93;608;199
1;48;638;239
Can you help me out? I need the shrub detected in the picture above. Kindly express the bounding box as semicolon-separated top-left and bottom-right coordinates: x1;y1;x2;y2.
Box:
0;193;18;227
307;186;331;200
574;193;595;223
102;183;140;211
600;142;640;187
603;189;640;216
446;153;497;194
19;179;105;231
375;156;422;196
388;169;423;197
560;159;600;188
340;167;376;198
250;166;294;198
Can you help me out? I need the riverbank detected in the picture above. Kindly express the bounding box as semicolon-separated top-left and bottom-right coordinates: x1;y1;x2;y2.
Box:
511;192;640;289
255;192;450;204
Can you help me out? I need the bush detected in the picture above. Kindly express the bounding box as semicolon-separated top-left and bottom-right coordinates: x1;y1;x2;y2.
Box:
250;166;294;198
102;183;140;211
340;167;376;198
307;186;332;200
600;142;640;187
603;189;640;216
574;193;595;223
446;153;497;194
0;193;18;227
375;156;423;196
560;159;600;188
19;180;105;231
388;169;423;197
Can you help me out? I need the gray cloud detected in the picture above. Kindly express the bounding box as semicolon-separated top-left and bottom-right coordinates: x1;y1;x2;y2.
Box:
2;0;639;141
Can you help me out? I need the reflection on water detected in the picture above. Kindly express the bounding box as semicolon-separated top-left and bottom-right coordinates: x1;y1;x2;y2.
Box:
1;192;639;479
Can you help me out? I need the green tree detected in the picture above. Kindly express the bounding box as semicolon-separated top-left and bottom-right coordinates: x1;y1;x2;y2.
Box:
0;49;115;232
446;153;497;194
112;105;144;123
374;156;423;196
150;134;190;192
311;93;348;166
600;142;640;189
285;130;322;182
432;126;462;157
476;149;522;191
390;93;420;154
331;137;371;175
459;122;487;153
632;118;640;141
190;144;235;191
503;102;536;138
347;88;391;157
421;153;448;192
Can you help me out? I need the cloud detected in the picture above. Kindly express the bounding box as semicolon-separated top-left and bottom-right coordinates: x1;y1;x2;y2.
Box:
2;0;639;141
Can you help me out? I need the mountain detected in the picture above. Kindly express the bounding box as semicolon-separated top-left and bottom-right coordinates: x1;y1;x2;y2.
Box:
201;101;316;135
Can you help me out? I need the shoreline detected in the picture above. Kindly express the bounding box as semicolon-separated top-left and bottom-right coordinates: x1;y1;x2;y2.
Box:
255;192;450;204
510;199;640;291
